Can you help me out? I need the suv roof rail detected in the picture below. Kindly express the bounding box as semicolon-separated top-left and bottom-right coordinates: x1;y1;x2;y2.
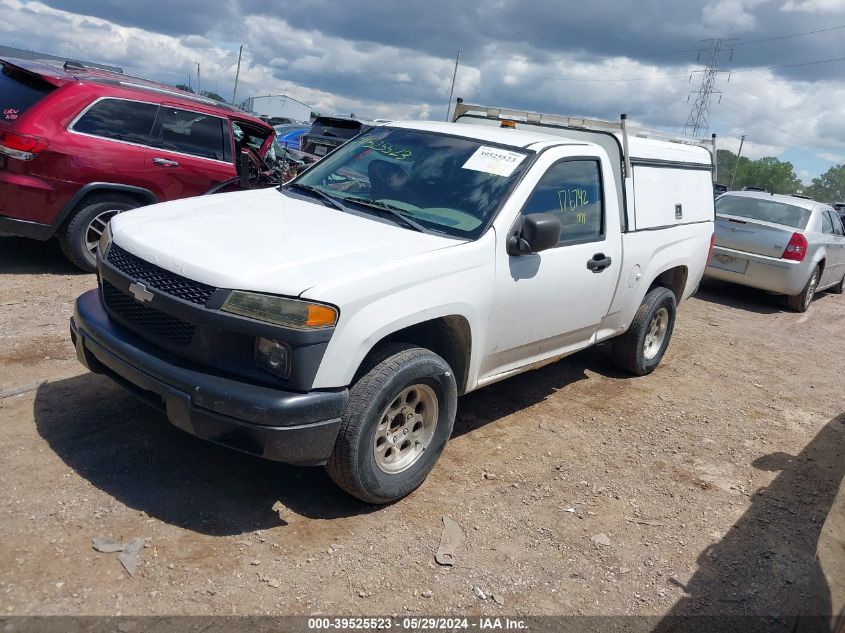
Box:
790;193;812;199
451;99;716;180
63;59;123;74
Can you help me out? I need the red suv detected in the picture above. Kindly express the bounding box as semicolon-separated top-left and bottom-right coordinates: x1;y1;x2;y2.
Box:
0;57;276;271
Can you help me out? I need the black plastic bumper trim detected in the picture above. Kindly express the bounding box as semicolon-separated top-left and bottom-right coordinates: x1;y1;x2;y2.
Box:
0;215;54;240
71;290;347;465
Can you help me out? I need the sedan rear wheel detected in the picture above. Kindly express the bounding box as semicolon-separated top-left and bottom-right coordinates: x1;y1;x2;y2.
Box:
787;265;819;313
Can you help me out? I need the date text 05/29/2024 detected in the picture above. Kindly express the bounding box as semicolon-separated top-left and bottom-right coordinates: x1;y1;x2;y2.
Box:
307;617;528;630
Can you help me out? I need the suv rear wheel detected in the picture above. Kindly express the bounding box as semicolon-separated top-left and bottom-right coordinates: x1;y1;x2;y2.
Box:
59;194;140;272
326;343;457;504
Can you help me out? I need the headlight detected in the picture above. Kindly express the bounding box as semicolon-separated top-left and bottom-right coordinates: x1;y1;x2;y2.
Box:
98;223;112;258
255;337;291;379
221;291;338;329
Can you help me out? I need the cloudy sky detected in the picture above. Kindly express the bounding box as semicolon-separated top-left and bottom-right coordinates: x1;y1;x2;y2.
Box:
2;0;845;182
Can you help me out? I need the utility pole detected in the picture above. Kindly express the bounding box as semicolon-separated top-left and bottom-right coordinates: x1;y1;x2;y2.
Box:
445;49;461;122
683;38;735;137
196;62;201;95
729;134;746;191
231;44;244;106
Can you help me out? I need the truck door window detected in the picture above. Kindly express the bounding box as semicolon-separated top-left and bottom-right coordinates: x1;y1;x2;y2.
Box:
149;108;228;161
521;159;604;245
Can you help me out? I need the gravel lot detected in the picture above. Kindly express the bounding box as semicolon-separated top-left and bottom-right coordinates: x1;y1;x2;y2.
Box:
1;235;843;624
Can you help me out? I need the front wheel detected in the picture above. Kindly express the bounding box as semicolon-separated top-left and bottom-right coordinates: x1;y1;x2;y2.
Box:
612;286;677;376
326;344;457;504
786;265;819;312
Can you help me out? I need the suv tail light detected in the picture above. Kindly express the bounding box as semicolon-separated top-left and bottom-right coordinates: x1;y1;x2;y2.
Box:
0;130;48;161
782;232;808;262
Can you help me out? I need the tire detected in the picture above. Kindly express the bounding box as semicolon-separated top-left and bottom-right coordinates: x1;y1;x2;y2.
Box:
326;343;458;504
786;265;820;312
612;286;677;376
58;194;140;272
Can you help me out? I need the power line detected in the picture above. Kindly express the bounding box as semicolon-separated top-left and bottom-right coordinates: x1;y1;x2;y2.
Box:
734;24;845;47
728;82;845;138
730;55;845;73
519;23;845;62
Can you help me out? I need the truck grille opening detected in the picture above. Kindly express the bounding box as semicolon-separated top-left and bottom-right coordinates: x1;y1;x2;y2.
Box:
107;245;216;306
102;281;196;347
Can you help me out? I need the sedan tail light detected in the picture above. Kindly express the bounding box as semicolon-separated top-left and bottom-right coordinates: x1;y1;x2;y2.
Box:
0;130;48;160
782;232;808;262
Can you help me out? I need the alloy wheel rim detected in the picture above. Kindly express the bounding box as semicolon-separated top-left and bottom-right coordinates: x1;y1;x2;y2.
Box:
373;384;438;474
805;271;818;309
643;307;669;361
85;210;120;257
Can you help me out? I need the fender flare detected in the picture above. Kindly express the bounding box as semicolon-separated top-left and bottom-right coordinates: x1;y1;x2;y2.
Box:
50;183;159;234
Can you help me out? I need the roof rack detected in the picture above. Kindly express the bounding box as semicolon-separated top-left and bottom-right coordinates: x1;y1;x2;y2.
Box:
790;193;812;199
451;99;717;179
63;59;123;74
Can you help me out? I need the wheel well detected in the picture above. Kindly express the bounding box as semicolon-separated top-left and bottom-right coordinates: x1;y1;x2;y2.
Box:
817;258;826;276
648;266;688;303
365;316;472;394
58;187;155;231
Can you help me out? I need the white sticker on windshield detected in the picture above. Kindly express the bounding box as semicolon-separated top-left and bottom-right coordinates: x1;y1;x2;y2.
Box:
461;146;526;177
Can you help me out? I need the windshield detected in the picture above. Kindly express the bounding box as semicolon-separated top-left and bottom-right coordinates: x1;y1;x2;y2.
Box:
716;195;812;229
292;127;532;238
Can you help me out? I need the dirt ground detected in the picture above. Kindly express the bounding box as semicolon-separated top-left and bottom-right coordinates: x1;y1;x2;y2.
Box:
1;235;843;625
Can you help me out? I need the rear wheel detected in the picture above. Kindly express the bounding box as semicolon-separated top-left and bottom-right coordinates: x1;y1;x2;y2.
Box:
326;343;457;504
59;194;139;272
786;265;819;312
612;287;677;376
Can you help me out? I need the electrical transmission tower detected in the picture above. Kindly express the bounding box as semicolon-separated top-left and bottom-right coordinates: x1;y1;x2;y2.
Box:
683;38;735;137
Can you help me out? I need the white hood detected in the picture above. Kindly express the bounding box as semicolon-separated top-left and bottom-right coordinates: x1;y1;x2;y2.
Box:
110;188;458;296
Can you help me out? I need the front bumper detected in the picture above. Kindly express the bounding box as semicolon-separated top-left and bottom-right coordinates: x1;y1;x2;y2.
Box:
71;289;347;465
704;245;810;296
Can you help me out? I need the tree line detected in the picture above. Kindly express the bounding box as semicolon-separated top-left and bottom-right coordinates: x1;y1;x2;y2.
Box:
717;149;845;203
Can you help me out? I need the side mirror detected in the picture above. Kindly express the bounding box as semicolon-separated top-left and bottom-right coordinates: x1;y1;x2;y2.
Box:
239;152;251;189
507;213;561;255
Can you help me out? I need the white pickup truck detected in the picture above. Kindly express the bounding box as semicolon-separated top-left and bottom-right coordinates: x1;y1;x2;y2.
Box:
70;102;716;503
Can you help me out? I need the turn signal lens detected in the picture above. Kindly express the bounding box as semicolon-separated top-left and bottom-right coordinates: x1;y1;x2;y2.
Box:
782;232;807;262
500;120;516;128
306;304;338;327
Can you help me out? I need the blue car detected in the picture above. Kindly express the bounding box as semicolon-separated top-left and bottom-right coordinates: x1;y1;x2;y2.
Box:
274;124;309;150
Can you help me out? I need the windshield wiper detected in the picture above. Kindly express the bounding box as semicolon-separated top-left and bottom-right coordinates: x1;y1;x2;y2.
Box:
286;183;346;212
342;197;427;233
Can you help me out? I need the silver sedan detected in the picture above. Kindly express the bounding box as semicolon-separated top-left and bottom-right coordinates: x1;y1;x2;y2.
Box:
704;191;845;312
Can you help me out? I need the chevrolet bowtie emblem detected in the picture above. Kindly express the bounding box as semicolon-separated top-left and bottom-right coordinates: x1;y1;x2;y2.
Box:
128;281;153;303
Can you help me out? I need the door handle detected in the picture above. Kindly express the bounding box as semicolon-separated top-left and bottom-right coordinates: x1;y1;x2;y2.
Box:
587;253;612;273
152;157;179;167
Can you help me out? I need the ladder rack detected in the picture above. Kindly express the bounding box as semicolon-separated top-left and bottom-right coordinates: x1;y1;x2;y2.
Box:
451;100;717;180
